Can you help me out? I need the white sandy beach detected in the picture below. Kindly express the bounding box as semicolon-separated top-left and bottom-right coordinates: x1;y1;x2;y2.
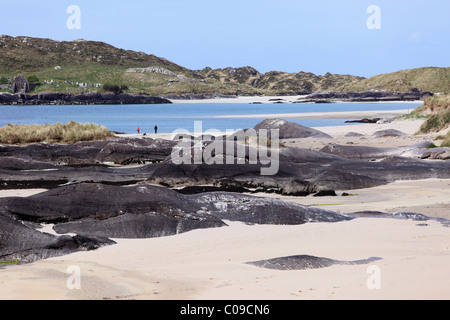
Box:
217;109;414;120
0;181;449;300
1;116;449;301
169;95;424;105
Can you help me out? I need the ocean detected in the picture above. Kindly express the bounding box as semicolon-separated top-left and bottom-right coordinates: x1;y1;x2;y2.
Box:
0;102;421;134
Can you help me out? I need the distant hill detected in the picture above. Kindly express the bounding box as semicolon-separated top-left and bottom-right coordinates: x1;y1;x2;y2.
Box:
349;67;450;94
1;35;448;96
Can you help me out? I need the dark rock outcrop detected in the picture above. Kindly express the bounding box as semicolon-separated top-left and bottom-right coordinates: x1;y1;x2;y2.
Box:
2;136;450;195
372;129;406;138
345;118;381;124
246;255;382;270
0;214;115;263
298;90;432;102
0;92;172;105
0;137;177;166
0;183;352;227
149;138;450;194
344;132;365;137
253;118;332;139
320;141;447;160
0;182;353;262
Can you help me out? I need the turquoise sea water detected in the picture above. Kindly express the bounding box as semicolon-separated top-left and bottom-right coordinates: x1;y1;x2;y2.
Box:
0;102;421;134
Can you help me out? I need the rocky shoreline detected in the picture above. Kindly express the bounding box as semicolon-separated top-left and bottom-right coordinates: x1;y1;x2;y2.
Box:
1;118;449;264
0;92;172;105
296;90;433;103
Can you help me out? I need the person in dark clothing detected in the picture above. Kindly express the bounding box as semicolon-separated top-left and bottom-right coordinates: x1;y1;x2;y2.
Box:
154;125;158;134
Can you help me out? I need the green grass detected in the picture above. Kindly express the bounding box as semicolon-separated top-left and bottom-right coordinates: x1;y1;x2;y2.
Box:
419;95;450;133
397;108;429;121
0;121;114;144
0;260;20;266
350;67;450;94
440;131;450;147
420;109;450;133
399;94;450;135
421;94;450;110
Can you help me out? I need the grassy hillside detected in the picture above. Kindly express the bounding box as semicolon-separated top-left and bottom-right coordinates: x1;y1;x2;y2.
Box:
349;67;450;94
196;67;365;95
1;35;449;97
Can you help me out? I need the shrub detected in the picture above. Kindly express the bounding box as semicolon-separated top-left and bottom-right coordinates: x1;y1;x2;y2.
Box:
0;77;9;85
26;75;40;83
103;84;128;94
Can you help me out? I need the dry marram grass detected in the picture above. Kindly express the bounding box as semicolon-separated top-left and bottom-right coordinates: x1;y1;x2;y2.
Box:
0;121;114;144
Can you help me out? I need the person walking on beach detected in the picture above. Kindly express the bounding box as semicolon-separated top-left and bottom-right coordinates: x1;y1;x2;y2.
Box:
154;125;158;134
137;127;140;134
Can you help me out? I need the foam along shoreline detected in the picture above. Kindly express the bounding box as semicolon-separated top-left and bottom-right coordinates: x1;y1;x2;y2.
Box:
216;109;413;119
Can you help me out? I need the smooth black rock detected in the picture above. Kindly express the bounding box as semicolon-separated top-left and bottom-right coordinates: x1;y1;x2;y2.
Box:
53;212;225;239
0;183;353;239
0;137;177;166
246;255;382;270
253;118;333;139
320;141;444;160
345;118;381;124
0;214;115;263
372;129;406;138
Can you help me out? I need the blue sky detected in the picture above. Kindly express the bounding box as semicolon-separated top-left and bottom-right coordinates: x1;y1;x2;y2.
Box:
0;0;449;77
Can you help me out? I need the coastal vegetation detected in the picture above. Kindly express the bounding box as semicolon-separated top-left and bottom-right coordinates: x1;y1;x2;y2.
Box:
0;259;20;266
441;132;450;147
0;121;114;144
348;67;450;94
398;94;450;147
417;95;450;134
